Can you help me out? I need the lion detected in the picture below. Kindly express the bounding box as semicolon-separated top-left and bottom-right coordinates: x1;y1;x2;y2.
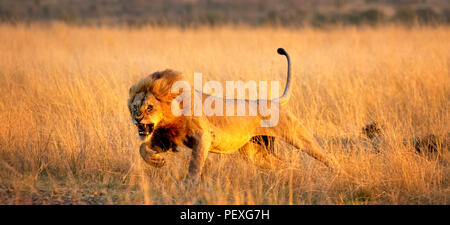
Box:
128;48;337;181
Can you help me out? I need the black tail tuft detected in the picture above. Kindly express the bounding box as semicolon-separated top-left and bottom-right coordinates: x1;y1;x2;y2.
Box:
276;47;291;103
277;48;287;55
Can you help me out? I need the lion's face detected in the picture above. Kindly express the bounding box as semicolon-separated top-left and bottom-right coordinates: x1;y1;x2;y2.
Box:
128;91;164;141
128;70;182;142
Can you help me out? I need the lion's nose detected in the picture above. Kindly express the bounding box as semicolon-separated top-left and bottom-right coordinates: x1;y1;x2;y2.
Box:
134;116;143;125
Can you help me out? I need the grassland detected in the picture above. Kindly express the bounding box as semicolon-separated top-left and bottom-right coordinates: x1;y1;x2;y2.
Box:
0;23;448;204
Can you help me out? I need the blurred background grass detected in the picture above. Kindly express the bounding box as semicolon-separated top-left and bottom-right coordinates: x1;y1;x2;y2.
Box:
0;0;449;27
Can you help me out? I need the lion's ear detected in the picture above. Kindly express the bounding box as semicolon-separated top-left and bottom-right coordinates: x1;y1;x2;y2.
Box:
152;71;163;80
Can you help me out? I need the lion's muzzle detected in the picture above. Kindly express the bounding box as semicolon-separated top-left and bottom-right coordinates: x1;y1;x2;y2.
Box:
137;123;154;137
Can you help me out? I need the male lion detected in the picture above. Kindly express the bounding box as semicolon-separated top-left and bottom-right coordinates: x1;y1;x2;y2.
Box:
128;48;336;181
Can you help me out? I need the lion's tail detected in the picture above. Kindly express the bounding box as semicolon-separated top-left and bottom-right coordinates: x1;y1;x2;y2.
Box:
276;48;291;106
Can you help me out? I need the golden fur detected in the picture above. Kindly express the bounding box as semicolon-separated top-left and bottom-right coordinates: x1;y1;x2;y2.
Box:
128;49;337;181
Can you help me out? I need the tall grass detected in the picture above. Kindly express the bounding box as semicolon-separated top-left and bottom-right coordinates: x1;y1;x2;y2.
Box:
0;23;448;204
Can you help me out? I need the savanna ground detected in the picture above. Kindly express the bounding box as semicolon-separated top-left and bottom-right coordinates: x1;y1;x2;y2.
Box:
0;24;449;204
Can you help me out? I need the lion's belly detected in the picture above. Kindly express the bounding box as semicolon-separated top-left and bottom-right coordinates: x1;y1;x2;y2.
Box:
210;136;250;154
207;116;259;154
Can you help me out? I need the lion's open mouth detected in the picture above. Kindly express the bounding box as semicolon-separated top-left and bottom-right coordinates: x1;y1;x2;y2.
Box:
137;123;154;137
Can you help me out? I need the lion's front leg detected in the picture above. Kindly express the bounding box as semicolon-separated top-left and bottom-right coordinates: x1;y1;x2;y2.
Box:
187;130;211;182
139;142;166;168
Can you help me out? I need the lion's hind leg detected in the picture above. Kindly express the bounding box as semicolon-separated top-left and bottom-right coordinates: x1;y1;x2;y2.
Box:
239;136;284;169
256;111;337;170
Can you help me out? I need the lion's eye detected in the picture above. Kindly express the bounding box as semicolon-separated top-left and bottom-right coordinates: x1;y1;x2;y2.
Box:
147;105;153;111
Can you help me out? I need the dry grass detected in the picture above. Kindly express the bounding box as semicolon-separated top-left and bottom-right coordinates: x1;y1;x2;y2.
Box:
0;23;448;204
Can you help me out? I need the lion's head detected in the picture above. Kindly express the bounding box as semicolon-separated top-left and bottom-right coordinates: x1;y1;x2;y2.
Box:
128;69;182;141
